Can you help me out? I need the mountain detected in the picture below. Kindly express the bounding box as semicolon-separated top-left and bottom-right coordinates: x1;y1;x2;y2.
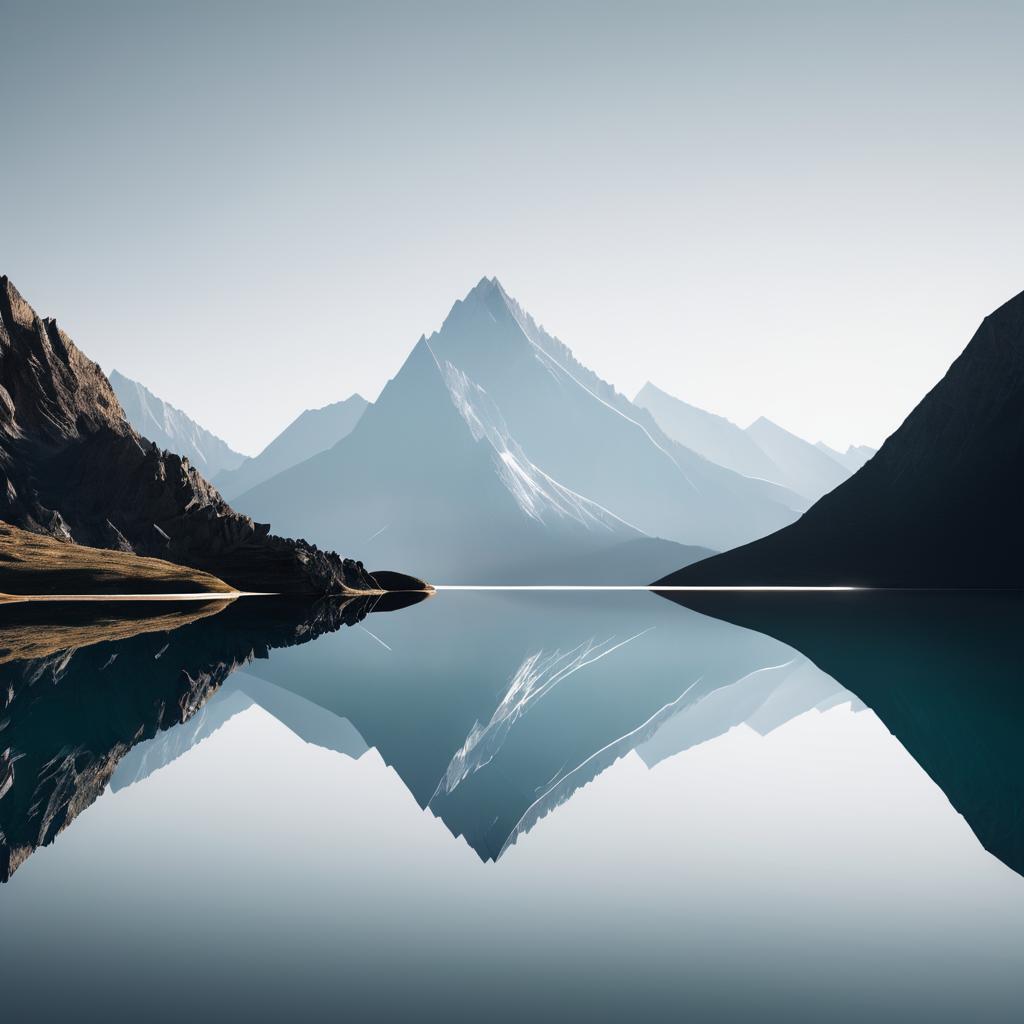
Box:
658;289;1024;586
0;275;381;595
238;333;668;583
109;370;247;478
234;278;804;583
815;441;876;472
215;394;368;500
636;381;860;502
744;416;852;501
634;382;781;482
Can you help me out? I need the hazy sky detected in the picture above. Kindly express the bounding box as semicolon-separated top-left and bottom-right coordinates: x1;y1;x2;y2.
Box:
2;0;1022;454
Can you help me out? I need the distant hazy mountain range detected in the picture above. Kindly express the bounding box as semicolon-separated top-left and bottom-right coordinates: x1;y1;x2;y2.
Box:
215;394;368;500
660;287;1024;586
232;278;810;583
100;276;886;586
814;441;876;473
634;381;873;502
109;370;246;479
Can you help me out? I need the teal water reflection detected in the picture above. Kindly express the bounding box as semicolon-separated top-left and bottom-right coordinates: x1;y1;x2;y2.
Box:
0;590;1022;1022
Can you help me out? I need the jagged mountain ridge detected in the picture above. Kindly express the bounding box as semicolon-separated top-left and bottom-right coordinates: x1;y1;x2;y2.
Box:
235;278;803;582
215;393;369;500
110;369;247;479
636;381;873;501
659;287;1024;586
0;276;377;595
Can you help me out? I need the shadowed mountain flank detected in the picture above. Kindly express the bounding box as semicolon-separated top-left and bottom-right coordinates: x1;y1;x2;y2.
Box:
661;590;1024;878
659;289;1024;586
0;276;379;595
0;592;421;881
109;370;247;479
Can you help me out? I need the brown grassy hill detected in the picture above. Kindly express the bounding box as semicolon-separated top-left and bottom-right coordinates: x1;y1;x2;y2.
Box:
0;522;233;598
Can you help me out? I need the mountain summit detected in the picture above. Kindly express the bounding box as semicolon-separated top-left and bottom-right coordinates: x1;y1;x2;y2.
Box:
234;278;803;583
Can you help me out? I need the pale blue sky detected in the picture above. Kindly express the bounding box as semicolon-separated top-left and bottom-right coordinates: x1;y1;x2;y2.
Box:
2;0;1022;453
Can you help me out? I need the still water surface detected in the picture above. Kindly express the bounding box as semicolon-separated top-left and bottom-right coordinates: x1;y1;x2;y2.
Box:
1;590;1021;1022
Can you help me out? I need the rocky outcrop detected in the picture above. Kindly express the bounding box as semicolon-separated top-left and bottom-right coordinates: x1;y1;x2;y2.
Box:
0;276;380;595
0;593;391;880
658;288;1024;587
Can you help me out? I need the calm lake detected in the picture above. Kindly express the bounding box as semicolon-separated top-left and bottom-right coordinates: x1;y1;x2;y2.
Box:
1;589;1022;1022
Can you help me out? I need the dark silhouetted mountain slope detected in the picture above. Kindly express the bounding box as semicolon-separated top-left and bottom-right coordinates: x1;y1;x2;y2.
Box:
659;289;1024;586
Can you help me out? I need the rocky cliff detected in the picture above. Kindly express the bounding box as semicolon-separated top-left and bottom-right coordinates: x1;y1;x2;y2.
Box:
0;276;379;595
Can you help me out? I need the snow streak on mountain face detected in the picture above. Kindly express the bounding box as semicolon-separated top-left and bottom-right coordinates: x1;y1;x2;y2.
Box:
422;278;803;547
434;348;632;533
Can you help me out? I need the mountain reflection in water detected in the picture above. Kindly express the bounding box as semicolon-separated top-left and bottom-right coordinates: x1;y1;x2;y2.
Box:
0;593;425;880
3;588;1019;881
1;588;1023;1023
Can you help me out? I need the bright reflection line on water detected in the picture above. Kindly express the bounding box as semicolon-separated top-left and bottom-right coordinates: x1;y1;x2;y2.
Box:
431;585;862;591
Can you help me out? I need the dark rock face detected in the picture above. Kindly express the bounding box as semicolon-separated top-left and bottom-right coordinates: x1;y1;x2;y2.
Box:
658;288;1024;586
0;276;376;595
0;594;382;880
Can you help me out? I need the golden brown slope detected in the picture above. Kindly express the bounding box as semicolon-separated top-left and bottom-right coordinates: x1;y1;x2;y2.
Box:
0;522;234;597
